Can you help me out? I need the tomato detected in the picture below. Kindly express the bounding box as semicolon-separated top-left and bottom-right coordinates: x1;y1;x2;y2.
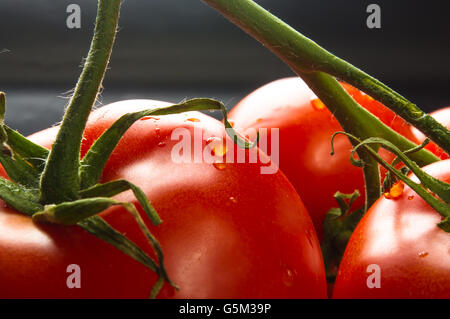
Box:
333;159;450;298
0;100;327;298
411;106;450;160
229;77;418;239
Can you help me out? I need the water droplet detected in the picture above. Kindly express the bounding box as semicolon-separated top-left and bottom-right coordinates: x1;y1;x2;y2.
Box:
383;182;404;199
155;127;160;133
418;251;429;258
186;118;200;122
213;161;226;170
311;98;326;110
229;196;238;204
207;137;227;157
408;195;414;200
281;268;295;287
141;116;159;121
158;141;166;147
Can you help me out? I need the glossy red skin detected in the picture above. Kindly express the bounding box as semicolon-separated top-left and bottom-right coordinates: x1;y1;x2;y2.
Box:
229;77;418;239
411;106;450;160
0;100;327;298
333;159;450;298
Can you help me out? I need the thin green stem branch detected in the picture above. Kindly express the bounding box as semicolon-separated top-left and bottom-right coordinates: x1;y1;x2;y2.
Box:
40;0;122;204
202;0;450;154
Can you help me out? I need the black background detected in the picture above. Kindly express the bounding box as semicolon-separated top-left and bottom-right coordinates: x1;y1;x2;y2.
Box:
1;0;449;135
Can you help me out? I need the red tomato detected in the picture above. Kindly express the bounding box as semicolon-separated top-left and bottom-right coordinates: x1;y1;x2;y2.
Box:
0;100;327;298
229;77;418;239
411;106;450;160
333;159;450;298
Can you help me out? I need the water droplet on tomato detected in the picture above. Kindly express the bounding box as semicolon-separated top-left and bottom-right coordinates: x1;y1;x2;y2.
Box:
155;127;160;133
141;116;159;121
158;141;166;147
311;98;326;110
408;195;414;200
229;196;238;204
418;251;429;258
213;161;226;170
207;137;227;157
282;268;295;287
383;182;404;199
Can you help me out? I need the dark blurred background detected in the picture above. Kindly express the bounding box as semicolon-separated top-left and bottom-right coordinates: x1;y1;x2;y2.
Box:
1;0;449;135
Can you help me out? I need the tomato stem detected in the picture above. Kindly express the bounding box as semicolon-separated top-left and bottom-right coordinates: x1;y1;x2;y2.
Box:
202;0;450;155
39;0;122;204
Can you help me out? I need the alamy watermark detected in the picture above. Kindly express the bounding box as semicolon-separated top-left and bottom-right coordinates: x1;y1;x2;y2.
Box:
366;4;381;29
66;264;81;289
170;127;280;175
366;264;381;288
66;4;81;29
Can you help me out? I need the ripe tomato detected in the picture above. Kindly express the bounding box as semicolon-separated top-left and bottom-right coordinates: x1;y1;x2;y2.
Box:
411;106;450;160
333;159;450;298
229;77;418;239
0;100;327;298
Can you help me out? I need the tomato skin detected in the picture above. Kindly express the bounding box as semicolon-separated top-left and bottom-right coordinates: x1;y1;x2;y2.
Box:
411;106;450;160
0;100;327;298
333;159;450;299
229;77;418;239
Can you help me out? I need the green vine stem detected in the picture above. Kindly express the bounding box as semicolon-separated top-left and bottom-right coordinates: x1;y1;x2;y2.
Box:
202;0;441;214
300;71;439;211
202;0;450;155
40;0;122;204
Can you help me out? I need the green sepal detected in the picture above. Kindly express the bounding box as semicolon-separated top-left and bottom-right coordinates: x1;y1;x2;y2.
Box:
79;179;162;226
4;126;49;170
0;152;41;188
438;217;450;232
219;102;259;149
33;197;119;225
332;190;360;215
321;190;364;282
149;274;165;299
0;177;42;215
79;98;223;189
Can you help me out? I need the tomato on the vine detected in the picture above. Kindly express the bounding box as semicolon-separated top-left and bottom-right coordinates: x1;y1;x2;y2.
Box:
411;106;450;160
0;100;327;298
229;77;419;239
333;159;450;298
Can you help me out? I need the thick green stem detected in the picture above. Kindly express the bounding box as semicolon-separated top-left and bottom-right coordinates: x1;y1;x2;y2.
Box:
300;72;438;167
301;72;385;210
202;0;450;154
40;0;122;204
